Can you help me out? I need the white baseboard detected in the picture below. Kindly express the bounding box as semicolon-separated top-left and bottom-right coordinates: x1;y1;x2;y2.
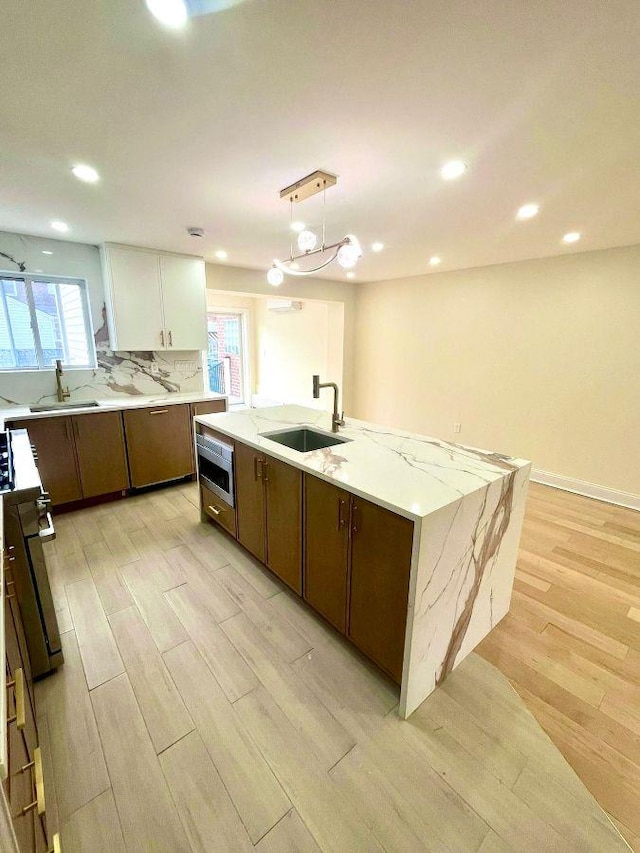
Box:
531;469;640;512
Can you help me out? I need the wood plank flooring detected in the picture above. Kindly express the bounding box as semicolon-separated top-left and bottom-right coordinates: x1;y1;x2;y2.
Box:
477;481;640;851
34;481;631;852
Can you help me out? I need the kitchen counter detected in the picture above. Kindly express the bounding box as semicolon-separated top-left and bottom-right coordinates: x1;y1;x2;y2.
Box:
196;405;532;716
195;404;529;521
0;390;226;426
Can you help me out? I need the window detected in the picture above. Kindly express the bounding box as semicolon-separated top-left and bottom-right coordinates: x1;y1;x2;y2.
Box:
206;311;248;405
0;273;95;370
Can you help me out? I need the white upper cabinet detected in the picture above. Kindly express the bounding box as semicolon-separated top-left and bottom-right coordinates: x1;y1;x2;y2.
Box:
159;254;208;350
101;244;207;352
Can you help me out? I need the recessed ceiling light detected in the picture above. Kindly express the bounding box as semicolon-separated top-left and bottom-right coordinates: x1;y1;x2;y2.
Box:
51;221;69;232
441;160;467;181
145;0;187;27
214;250;228;260
346;271;355;279
71;164;100;183
290;221;305;233
371;242;384;253
42;250;53;255
562;232;581;244
517;203;539;220
429;256;441;266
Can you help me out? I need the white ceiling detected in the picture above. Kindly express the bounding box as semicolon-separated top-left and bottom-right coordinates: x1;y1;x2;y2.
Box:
2;0;640;282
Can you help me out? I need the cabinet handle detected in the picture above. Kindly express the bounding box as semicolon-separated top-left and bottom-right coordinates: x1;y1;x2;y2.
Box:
168;330;173;347
21;747;45;816
337;498;347;530
7;668;25;730
149;409;168;415
48;834;61;853
160;330;165;347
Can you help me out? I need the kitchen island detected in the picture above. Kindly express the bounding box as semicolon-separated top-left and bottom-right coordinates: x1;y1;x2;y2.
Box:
195;405;531;717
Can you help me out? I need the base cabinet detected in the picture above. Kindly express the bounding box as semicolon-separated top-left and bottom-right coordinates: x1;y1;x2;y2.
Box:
304;476;351;632
124;404;193;488
10;417;81;505
3;549;53;853
304;474;413;681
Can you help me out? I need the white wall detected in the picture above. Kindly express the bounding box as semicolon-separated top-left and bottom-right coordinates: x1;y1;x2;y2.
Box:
206;263;356;410
353;243;640;497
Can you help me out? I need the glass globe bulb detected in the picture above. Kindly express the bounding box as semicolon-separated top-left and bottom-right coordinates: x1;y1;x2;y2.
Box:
337;235;362;269
297;230;317;253
267;267;284;286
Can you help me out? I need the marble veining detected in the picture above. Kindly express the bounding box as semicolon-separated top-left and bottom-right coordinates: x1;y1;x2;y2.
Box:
196;404;531;717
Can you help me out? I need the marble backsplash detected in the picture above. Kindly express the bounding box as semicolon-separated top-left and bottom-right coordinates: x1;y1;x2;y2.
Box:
0;306;205;408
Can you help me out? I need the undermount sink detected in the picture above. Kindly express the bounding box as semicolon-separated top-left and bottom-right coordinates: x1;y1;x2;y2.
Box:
30;401;100;413
260;426;351;452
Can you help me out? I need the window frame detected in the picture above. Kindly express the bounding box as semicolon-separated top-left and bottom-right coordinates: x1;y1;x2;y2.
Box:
0;271;97;372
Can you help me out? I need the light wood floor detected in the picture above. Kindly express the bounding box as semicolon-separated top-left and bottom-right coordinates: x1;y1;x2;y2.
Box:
478;481;640;851
34;481;631;852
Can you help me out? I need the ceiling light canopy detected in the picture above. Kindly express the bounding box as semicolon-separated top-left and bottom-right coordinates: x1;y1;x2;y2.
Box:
517;203;539;220
562;231;581;244
371;242;384;252
429;256;441;266
267;170;362;284
71;164;100;183
146;0;187;27
51;221;69;232
441;160;467;180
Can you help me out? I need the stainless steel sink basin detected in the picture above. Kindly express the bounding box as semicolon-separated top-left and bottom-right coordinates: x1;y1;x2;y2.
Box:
30;401;100;413
260;427;351;452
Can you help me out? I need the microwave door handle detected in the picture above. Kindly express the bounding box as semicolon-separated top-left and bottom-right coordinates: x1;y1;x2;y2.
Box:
38;512;56;543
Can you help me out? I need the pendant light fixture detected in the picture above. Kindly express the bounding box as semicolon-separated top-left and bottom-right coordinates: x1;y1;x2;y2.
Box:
267;170;362;285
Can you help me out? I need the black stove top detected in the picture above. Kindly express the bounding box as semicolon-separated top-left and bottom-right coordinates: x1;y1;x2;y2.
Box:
1;430;15;493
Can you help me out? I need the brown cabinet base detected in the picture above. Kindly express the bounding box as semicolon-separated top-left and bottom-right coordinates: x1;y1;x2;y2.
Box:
201;484;237;537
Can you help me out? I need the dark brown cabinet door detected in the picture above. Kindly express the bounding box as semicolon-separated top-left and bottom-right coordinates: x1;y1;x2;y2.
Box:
124;404;193;487
235;442;266;562
11;416;82;505
264;456;302;594
348;497;414;683
72;411;129;498
190;399;227;417
303;475;350;631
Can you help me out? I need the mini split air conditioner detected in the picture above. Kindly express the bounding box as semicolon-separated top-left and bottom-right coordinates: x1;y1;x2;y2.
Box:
267;299;303;313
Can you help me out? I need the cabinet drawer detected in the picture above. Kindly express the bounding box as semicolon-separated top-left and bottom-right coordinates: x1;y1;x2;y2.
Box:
201;485;237;537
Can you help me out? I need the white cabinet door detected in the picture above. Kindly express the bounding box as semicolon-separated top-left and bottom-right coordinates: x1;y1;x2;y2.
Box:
159;255;207;350
105;248;165;351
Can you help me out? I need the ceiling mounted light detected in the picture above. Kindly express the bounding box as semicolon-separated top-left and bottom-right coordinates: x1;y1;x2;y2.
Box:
145;0;187;27
267;170;362;281
267;266;284;287
297;230;317;253
371;242;384;252
214;250;228;260
562;231;581;244
71;164;100;183
517;203;539;220
51;221;69;232
429;256;441;266
441;160;467;180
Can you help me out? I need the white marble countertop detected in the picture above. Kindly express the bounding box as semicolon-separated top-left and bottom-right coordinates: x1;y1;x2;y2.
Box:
196;405;530;521
0;391;226;426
